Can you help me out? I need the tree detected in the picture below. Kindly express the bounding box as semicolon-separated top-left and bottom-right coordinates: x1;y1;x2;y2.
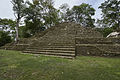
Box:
11;0;26;42
0;18;16;30
23;0;45;35
59;3;70;22
65;9;74;22
43;0;60;27
23;0;59;35
72;3;95;27
0;18;16;39
99;0;120;30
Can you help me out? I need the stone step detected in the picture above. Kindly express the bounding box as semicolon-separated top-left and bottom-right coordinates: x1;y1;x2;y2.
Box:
23;51;75;57
25;49;37;51
44;46;75;48
16;44;30;46
52;43;75;45
36;42;75;44
37;50;75;53
23;49;75;54
27;46;75;49
42;47;75;50
33;51;75;57
26;48;75;51
26;47;38;49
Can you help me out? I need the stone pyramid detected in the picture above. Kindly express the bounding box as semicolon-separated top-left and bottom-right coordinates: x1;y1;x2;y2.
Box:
1;22;103;58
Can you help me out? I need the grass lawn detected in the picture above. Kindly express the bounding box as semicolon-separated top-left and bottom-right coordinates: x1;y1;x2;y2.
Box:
0;50;120;80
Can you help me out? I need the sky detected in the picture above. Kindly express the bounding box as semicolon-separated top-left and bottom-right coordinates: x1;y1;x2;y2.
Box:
0;0;105;20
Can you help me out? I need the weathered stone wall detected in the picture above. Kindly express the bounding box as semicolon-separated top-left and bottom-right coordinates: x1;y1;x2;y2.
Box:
75;25;103;38
76;38;120;44
76;37;120;57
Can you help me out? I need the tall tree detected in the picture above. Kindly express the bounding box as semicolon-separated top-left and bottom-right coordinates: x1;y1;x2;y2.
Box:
99;0;120;30
24;0;44;35
24;0;59;35
72;3;95;27
59;3;70;22
44;0;59;27
11;0;25;42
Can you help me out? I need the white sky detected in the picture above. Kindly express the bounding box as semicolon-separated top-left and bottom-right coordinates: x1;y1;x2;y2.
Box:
0;0;105;20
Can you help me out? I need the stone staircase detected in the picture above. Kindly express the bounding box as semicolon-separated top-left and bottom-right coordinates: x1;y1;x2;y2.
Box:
23;46;75;58
23;43;75;59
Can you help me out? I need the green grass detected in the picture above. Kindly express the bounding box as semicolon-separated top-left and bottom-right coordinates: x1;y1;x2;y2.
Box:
0;50;120;80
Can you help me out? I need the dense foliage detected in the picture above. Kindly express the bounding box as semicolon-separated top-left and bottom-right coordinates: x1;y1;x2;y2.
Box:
59;3;96;27
98;0;120;30
23;0;60;36
72;3;95;27
0;31;12;46
0;18;16;31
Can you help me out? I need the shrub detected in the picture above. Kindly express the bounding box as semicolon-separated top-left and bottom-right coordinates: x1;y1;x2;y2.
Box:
96;27;114;37
0;31;12;46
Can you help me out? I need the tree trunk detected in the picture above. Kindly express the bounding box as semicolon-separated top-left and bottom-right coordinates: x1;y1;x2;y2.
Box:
118;20;120;29
15;19;19;43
